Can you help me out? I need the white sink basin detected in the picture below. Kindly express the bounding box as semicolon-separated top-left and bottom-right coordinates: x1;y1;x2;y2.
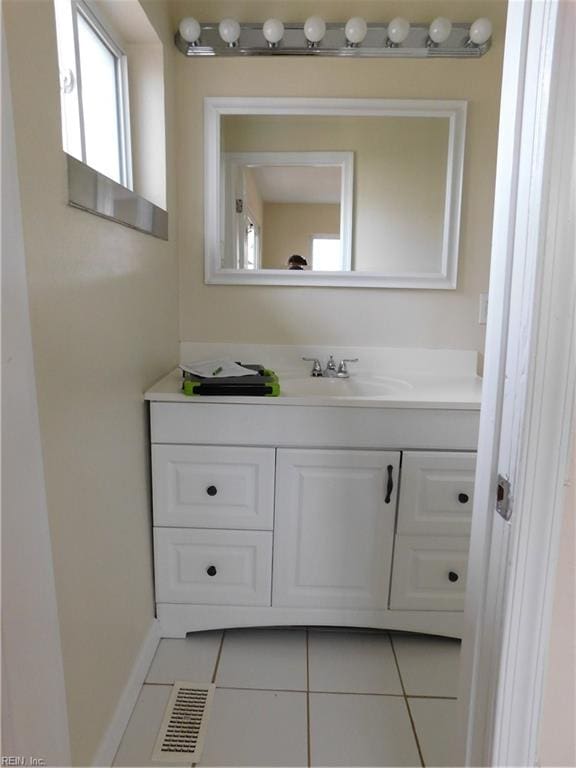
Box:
280;375;412;398
347;376;414;396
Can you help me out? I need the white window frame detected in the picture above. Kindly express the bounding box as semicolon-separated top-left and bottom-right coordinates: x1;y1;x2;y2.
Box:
55;0;133;188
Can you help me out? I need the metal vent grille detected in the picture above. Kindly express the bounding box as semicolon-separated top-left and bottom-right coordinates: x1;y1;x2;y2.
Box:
152;682;215;763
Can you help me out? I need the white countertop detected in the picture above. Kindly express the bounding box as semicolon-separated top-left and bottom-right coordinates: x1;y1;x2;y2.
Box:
145;368;482;410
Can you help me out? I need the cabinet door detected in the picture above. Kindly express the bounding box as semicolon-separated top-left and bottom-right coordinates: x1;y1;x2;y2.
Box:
396;451;476;537
273;449;400;609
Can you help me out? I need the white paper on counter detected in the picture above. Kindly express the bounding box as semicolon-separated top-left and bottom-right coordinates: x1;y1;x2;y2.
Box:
179;360;258;378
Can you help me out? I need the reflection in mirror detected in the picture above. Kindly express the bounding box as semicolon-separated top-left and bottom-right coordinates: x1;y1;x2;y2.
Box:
221;149;353;271
205;99;466;288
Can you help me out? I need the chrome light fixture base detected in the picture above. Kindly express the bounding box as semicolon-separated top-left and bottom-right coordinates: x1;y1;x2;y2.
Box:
174;22;491;58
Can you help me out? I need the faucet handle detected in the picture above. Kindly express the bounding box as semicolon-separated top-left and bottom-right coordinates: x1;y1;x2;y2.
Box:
302;357;323;377
337;358;359;376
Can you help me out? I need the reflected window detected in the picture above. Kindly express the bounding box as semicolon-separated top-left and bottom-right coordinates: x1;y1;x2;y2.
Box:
312;236;342;271
244;216;261;270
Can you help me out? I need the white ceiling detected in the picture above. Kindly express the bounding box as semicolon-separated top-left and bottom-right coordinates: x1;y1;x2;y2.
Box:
250;165;342;204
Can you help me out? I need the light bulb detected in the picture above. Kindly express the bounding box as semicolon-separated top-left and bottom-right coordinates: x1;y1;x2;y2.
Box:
218;18;241;46
263;18;284;46
345;17;368;46
469;17;493;45
429;17;452;44
387;17;410;45
304;16;326;45
179;17;201;44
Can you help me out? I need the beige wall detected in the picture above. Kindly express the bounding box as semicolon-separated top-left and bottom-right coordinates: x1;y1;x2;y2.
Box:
262;203;340;268
223;115;447;273
126;41;167;208
3;1;179;763
173;0;506;352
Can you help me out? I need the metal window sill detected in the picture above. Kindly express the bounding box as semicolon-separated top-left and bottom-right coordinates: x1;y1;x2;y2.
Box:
66;154;168;240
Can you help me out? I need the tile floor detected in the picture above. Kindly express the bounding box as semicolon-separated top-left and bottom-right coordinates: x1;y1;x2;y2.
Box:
113;628;461;767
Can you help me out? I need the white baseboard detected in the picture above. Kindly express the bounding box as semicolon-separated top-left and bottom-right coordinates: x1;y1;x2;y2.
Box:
92;619;162;767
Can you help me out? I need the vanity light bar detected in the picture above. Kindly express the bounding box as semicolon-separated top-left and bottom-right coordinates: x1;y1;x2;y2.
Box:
175;20;492;58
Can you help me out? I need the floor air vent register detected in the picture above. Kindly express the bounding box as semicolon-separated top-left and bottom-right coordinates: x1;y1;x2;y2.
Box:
152;682;215;763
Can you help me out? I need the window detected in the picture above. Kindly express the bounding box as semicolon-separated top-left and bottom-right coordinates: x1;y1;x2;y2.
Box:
55;0;132;187
244;217;260;270
54;0;167;237
311;235;343;271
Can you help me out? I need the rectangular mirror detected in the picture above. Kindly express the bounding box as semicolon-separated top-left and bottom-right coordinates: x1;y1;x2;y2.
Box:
205;98;467;288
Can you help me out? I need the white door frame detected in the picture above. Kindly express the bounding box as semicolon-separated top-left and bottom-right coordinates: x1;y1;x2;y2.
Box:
460;0;575;764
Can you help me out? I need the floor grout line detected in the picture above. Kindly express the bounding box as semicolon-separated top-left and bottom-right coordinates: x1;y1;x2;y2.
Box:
306;628;311;768
407;694;459;701
217;685;307;693
194;632;226;768
389;631;426;768
142;682;449;698
306;689;406;697
211;630;226;684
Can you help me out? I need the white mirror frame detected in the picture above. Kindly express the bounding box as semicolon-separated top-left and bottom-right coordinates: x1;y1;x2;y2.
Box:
204;97;467;289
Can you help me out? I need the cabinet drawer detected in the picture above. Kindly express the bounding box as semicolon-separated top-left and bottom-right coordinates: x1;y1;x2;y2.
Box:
396;451;476;536
152;445;274;529
154;528;272;605
389;535;469;611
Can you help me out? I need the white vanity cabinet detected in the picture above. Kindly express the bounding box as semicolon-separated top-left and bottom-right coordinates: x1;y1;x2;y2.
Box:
148;399;479;639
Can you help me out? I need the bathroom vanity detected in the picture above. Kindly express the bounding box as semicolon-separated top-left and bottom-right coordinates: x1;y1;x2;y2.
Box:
142;94;478;639
146;356;481;639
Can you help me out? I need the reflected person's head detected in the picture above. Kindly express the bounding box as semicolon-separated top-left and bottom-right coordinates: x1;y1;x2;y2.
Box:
288;254;308;270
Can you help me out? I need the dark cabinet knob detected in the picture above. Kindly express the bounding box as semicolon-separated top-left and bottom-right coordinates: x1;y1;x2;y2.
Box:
206;485;218;497
448;571;459;583
458;492;469;504
206;565;217;577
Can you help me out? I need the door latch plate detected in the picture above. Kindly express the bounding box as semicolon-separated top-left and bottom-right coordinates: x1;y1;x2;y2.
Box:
496;475;512;521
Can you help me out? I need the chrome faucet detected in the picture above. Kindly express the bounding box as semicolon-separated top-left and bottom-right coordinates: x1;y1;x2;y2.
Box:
302;355;359;377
